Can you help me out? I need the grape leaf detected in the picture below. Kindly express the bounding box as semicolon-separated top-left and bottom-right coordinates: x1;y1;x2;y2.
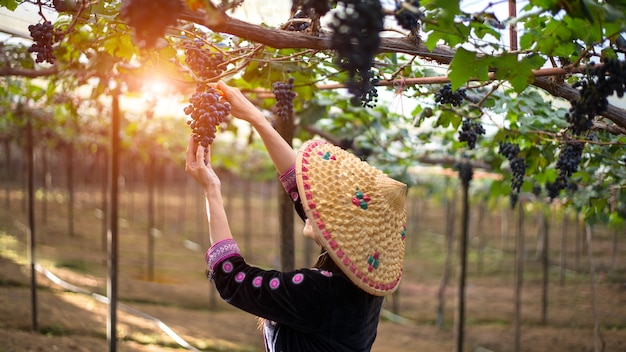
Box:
448;48;491;90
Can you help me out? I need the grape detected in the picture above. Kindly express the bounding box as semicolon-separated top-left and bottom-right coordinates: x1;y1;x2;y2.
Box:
183;39;226;80
565;58;626;135
435;83;467;106
328;0;384;102
28;21;56;64
546;141;584;200
184;85;231;147
353;72;379;108
458;118;485;149
273;77;296;120
394;0;423;31
498;141;526;194
286;10;311;32
120;0;182;48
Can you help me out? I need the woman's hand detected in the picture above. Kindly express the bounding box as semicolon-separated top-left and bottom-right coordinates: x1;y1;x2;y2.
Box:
217;81;265;126
185;136;221;191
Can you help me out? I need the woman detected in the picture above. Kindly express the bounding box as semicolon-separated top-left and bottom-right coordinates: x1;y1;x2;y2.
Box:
185;81;407;351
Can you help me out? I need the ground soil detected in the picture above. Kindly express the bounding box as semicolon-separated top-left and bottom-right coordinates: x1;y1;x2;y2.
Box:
1;187;625;352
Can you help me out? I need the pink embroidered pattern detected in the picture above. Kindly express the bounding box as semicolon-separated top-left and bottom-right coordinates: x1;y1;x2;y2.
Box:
222;261;234;273
252;276;263;288
269;278;280;289
206;239;240;270
292;273;304;284
235;272;245;283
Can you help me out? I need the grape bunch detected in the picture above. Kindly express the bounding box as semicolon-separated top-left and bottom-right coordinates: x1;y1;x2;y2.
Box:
184;85;231;147
328;0;384;101
183;40;226;80
566;58;626;135
545;141;584;199
120;0;182;48
353;72;379;108
435;83;467;106
28;21;56;64
286;10;311;31
498;141;526;194
458;118;485;149
273;78;297;120
394;0;423;31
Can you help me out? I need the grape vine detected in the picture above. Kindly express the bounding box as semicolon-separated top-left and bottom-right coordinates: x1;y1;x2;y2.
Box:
120;0;182;48
184;85;231;147
328;0;384;104
272;78;297;120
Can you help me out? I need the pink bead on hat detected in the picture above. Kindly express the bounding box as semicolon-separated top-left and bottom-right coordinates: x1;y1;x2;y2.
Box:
296;140;407;296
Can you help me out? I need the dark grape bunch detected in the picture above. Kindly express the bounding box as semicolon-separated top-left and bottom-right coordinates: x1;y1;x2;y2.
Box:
354;72;379;108
328;0;384;103
546;141;584;199
273;78;297;120
394;0;423;31
498;141;526;194
286;10;311;32
28;21;56;64
566;58;626;135
455;159;473;187
120;0;182;48
458;118;485;149
184;85;231;147
183;40;226;80
435;83;467;106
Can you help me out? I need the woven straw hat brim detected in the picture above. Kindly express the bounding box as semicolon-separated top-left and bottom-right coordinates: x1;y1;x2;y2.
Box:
296;140;407;296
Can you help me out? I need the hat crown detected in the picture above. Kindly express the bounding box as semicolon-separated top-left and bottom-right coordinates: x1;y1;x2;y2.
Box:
296;140;407;296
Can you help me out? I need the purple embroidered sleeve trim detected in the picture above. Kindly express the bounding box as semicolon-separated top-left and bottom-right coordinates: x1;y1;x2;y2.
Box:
279;166;297;194
206;239;241;270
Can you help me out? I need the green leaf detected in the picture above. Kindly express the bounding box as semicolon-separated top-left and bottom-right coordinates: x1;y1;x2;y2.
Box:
448;47;491;90
0;0;19;10
493;54;545;92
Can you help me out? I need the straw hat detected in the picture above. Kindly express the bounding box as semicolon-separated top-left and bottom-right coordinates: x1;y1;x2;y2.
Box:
295;140;407;296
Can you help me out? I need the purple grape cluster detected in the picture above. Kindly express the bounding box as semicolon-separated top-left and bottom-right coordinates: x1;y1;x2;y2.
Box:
354;73;379;108
566;58;626;135
498;141;526;194
435;83;467;106
28;21;56;64
183;40;225;80
328;0;384;102
286;10;311;31
272;78;296;120
120;0;181;48
458;118;485;149
546;141;584;199
394;0;423;31
184;86;231;147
